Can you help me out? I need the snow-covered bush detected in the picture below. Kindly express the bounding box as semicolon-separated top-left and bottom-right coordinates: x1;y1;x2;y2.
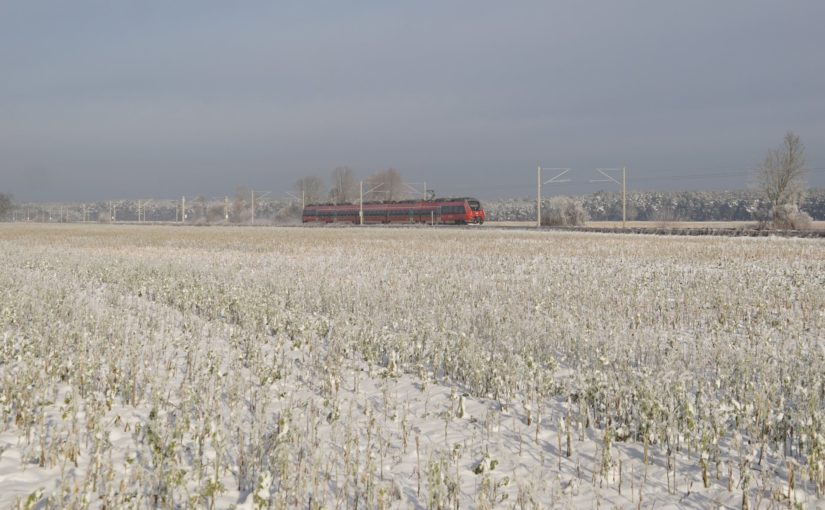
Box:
772;203;812;230
540;196;587;226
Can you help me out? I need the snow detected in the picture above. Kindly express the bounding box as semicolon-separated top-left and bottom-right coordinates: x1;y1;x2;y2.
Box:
0;224;823;508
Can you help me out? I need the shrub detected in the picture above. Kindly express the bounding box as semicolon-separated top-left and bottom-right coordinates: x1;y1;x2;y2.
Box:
772;203;812;230
541;197;587;226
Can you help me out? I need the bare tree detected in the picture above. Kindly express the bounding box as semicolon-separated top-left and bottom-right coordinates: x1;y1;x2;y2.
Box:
295;175;325;205
329;166;358;204
754;131;808;228
364;168;405;202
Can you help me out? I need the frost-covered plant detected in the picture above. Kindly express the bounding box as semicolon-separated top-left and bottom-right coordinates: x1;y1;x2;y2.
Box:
0;224;823;507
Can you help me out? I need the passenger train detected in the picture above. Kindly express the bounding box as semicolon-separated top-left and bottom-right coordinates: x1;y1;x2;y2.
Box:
302;197;485;225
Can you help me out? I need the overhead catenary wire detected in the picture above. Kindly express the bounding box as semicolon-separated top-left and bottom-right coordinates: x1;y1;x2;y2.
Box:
475;166;825;194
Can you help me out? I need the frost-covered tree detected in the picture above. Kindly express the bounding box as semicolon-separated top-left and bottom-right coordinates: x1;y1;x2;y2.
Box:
483;189;825;223
753;131;808;228
329;167;358;204
232;187;251;224
364;168;404;202
295;175;325;205
0;193;11;221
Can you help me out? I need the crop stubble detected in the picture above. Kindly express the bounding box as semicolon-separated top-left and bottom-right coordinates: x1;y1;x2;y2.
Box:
0;224;823;508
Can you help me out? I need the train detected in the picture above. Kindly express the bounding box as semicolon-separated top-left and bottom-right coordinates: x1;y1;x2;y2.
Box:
302;197;486;225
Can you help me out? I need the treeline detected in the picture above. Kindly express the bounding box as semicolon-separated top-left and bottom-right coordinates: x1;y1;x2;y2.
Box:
298;167;412;204
484;188;825;222
7;189;825;224
3;196;301;225
2;167;420;224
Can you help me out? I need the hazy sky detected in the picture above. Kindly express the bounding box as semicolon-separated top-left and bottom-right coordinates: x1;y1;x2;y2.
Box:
2;1;824;201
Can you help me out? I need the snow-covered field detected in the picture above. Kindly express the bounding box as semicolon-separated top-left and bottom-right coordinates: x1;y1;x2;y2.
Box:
0;224;823;509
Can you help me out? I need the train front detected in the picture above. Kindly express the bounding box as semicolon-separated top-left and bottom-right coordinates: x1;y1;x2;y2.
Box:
467;199;485;224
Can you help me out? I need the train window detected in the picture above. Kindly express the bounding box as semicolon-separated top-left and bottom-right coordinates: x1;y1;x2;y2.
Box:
468;200;480;211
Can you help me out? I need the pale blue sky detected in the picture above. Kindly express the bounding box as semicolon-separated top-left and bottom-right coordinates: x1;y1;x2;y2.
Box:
2;1;823;201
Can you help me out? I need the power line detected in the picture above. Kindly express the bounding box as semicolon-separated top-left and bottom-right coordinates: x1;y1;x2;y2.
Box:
479;166;825;189
632;167;825;182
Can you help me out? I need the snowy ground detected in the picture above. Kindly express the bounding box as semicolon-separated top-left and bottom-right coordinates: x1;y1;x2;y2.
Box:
1;224;824;508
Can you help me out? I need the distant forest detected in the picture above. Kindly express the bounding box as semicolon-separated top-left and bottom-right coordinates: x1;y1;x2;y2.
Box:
5;189;825;223
485;188;825;222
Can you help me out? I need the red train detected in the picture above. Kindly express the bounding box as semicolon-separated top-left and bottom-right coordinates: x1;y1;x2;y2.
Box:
302;197;486;225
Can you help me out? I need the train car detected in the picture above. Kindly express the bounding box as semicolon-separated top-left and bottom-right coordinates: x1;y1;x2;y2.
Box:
302;197;485;225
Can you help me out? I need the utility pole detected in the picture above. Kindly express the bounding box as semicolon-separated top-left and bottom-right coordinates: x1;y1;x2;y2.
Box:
537;166;541;228
360;181;384;225
224;196;229;221
537;166;572;228
139;200;153;223
615;167;628;228
250;190;271;226
591;167;627;228
181;196;186;224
